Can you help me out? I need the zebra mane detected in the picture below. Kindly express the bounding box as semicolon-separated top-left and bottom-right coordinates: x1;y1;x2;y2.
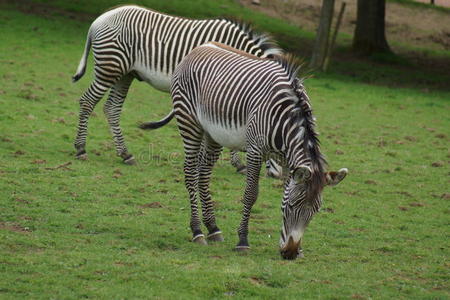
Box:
270;54;303;83
221;18;283;57
291;77;327;189
269;54;326;174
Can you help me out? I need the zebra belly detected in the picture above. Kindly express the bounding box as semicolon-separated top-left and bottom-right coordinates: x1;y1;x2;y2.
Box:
202;120;246;151
133;64;171;92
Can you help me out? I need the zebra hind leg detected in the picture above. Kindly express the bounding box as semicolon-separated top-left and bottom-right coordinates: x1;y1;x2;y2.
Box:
198;139;224;242
74;78;112;160
180;126;207;245
230;151;246;175
103;74;135;165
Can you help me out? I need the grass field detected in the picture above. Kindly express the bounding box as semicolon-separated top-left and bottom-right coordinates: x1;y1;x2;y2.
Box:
1;0;449;298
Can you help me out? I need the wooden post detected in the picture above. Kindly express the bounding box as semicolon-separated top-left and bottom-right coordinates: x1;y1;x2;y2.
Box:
323;2;346;71
309;0;335;70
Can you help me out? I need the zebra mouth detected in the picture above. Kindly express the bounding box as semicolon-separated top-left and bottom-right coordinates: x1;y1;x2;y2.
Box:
279;236;300;260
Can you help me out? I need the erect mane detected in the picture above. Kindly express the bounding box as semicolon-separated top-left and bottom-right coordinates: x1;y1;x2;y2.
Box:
291;77;327;189
270;53;302;83
221;18;283;57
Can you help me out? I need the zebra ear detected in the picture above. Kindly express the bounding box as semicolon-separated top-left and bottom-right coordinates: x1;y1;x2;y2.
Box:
293;165;312;183
325;168;348;186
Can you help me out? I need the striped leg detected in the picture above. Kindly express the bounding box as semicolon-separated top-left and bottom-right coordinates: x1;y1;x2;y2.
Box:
230;151;247;174
103;74;135;164
236;150;263;251
198;139;224;242
74;78;111;159
179;122;206;244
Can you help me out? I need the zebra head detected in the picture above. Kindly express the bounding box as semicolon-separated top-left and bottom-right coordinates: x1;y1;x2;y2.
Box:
279;166;348;260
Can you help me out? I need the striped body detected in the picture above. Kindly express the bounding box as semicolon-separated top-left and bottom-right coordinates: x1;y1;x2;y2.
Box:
172;43;347;259
72;5;281;167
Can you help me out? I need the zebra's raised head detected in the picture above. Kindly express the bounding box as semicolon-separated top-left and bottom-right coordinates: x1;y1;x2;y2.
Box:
273;58;348;259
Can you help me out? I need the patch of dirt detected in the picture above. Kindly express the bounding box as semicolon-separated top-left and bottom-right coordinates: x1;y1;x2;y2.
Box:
0;222;31;233
44;162;72;171
112;169;122;178
13;150;25;156
249;277;265;286
240;0;450;52
431;161;444;167
139;202;164;208
240;0;450;90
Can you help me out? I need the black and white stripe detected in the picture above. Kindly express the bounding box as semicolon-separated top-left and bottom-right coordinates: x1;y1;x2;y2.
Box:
72;5;282;170
171;43;347;259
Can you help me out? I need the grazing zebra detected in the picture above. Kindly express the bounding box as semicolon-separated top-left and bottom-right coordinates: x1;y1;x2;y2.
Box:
71;5;282;175
169;43;347;259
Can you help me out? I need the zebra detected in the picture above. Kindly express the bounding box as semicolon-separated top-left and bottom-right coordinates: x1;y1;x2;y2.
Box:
71;4;283;176
168;42;347;259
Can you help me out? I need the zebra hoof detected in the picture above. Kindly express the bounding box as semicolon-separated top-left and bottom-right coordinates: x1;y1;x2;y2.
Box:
192;234;208;245
76;153;88;161
123;156;136;165
207;231;224;242
234;245;250;253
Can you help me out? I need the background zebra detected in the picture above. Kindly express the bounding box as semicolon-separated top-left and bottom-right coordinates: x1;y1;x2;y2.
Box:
72;5;283;175
169;42;347;259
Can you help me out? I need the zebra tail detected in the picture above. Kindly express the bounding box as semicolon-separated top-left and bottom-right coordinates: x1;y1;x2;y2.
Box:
72;30;92;83
139;110;175;130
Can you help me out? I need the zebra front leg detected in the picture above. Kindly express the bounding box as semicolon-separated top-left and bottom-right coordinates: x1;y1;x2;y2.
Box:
198;140;224;242
103;74;135;165
230;151;247;174
74;79;110;160
235;152;263;251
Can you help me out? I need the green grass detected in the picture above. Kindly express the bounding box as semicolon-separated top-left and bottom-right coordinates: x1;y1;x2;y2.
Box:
1;1;449;299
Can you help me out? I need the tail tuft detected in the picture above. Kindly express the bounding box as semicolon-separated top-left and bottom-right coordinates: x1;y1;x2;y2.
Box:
139;121;164;130
72;30;91;84
72;71;84;83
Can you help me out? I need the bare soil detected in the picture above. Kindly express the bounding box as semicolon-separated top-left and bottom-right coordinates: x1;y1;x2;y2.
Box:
240;0;450;52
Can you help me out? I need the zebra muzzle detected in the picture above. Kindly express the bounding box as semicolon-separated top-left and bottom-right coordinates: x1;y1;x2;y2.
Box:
279;236;301;260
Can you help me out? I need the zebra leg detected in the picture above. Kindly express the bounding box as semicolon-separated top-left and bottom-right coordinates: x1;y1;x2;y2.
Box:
74;78;111;159
180;126;206;245
235;151;263;251
198;140;224;242
103;74;135;165
230;151;247;174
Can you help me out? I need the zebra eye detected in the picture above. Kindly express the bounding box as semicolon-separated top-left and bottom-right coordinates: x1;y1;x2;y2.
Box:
293;165;311;183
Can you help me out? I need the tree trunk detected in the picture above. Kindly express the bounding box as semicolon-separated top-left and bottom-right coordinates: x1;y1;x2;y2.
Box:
309;0;335;70
353;0;391;54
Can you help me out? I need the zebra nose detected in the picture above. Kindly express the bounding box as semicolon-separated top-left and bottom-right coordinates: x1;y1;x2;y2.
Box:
279;236;300;260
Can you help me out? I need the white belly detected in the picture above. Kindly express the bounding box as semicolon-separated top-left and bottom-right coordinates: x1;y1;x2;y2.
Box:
200;116;246;151
134;64;171;92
